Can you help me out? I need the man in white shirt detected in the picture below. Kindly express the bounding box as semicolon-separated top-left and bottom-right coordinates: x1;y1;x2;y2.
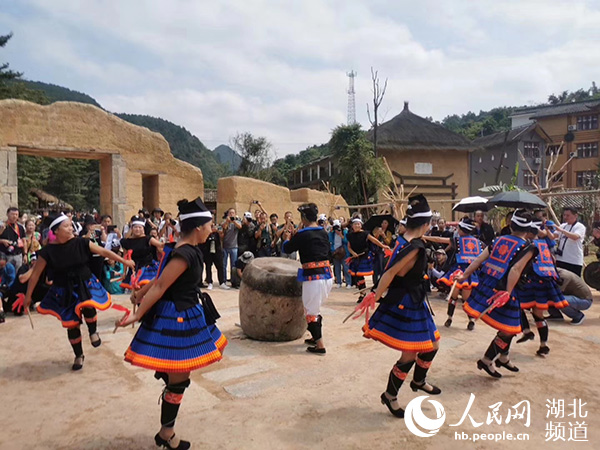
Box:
554;207;586;277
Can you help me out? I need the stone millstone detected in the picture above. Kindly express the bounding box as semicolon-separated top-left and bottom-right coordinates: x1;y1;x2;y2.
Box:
239;257;306;341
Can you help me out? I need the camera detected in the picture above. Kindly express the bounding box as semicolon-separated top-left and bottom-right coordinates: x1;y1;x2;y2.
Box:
170;219;177;226
333;225;341;231
252;200;259;204
107;225;117;233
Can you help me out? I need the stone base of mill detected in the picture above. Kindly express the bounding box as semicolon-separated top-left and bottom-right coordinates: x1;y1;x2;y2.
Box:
239;257;306;342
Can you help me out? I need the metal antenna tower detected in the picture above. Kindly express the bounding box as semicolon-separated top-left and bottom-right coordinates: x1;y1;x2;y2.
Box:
346;70;356;125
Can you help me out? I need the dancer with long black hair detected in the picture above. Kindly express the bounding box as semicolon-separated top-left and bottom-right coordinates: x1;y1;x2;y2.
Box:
459;209;537;378
362;195;441;418
23;213;134;370
115;198;227;450
120;216;164;291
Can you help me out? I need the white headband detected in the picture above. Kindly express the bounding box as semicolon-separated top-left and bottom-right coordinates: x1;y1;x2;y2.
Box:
459;221;476;231
511;214;532;228
351;218;363;224
131;221;145;227
406;210;433;219
399;219;407;226
179;211;212;221
50;214;69;230
530;221;543;231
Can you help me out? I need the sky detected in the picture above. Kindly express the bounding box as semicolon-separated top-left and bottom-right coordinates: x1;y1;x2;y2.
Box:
2;0;600;157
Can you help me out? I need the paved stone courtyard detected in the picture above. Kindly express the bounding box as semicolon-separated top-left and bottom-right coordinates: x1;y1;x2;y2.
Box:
1;282;599;449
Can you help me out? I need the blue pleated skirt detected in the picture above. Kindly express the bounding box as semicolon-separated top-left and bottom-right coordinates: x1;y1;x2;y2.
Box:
120;260;160;290
37;276;111;328
363;289;440;352
438;263;479;290
349;255;374;277
516;274;568;310
124;300;227;373
463;272;521;335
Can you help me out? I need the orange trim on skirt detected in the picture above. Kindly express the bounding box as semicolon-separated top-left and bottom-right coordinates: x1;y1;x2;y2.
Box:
362;324;440;353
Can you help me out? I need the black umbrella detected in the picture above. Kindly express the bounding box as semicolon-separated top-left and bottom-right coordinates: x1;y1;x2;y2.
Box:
488;191;547;209
453;196;493;213
363;214;399;232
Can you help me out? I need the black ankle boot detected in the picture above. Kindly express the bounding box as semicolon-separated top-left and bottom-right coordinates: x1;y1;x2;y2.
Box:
72;355;85;371
495;359;519;372
380;393;404;418
154;433;190;450
477;359;502;378
410;380;441;395
90;332;102;348
517;331;535;344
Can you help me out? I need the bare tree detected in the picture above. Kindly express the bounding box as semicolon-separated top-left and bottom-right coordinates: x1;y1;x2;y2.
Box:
366;67;387;157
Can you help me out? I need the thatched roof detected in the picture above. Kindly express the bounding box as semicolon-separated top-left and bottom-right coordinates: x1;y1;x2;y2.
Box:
369;102;475;151
472;123;552;148
29;188;73;210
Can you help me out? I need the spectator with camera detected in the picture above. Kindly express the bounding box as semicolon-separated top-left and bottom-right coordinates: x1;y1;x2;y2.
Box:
0;207;27;271
255;212;273;258
221;208;242;288
554;207;586;276
202;222;226;289
329;219;351;288
238;212;257;256
269;213;280;256
158;212;180;243
277;211;298;259
99;214;122;252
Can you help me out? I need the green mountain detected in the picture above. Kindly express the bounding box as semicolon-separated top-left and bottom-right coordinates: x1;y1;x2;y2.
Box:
213;144;243;172
19;79;102;108
15;80;229;187
115;114;230;187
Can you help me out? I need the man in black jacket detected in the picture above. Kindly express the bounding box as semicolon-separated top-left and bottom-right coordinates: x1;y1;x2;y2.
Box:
474;210;495;248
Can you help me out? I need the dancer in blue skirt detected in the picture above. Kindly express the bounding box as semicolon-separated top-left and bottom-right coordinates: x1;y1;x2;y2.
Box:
116;198;227;450
459;209;537;378
23;213;134;370
120;217;164;290
362;194;441;419
426;218;483;330
516;219;569;357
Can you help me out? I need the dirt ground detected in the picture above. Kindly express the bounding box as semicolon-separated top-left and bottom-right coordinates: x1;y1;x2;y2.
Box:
1;274;599;450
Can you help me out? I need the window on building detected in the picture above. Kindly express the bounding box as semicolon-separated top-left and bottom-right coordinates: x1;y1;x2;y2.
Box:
549;171;564;183
546;144;563;156
576;170;598;187
577;115;599;131
576;142;599;158
523;172;537;186
524;142;540;158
